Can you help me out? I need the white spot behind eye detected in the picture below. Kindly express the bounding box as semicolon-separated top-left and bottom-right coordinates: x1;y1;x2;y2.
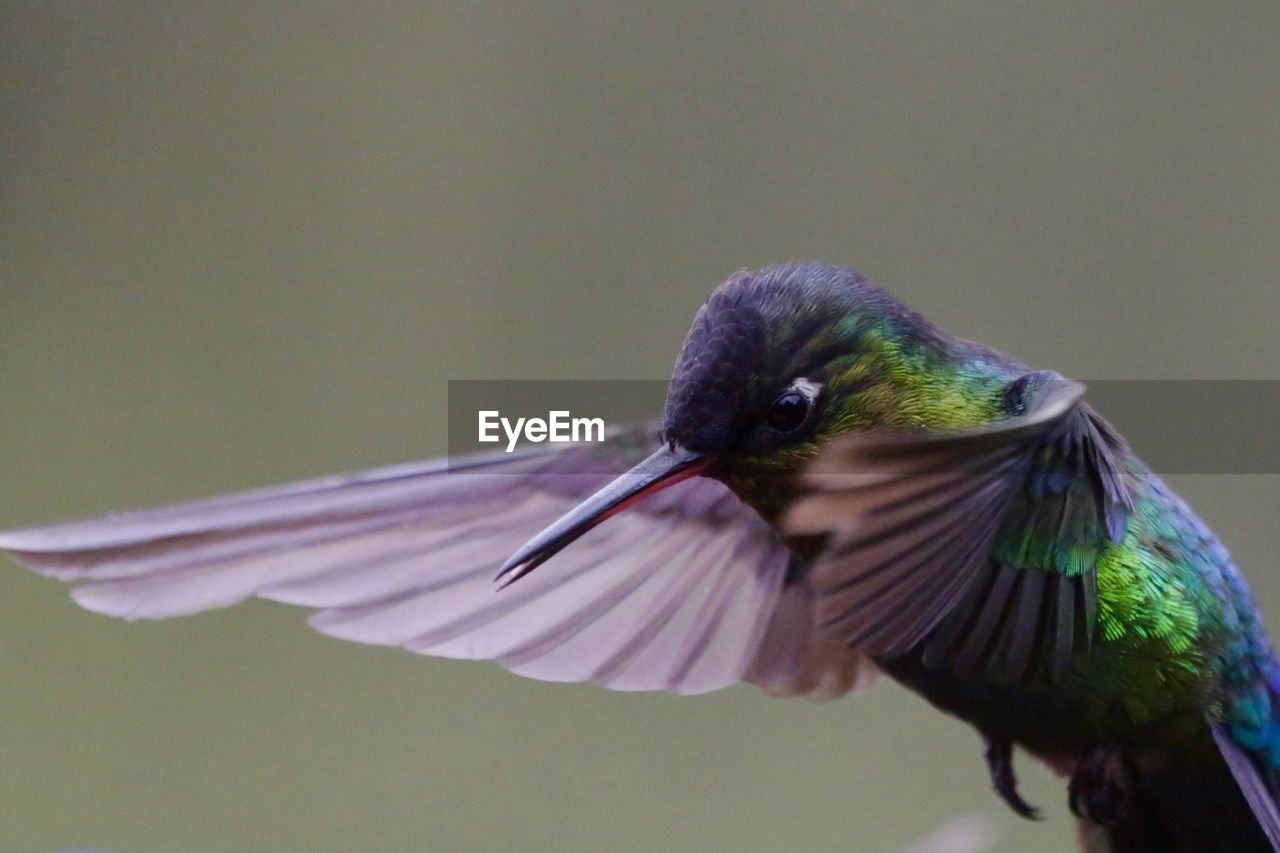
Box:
789;377;822;402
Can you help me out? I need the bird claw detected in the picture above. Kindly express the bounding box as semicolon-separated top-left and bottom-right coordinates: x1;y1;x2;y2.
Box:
1068;745;1129;827
983;735;1041;820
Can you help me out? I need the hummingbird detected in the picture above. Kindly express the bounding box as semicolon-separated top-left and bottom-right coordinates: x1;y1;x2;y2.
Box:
3;261;1278;851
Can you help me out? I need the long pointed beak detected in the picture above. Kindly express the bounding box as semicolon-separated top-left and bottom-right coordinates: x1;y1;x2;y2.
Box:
494;444;710;589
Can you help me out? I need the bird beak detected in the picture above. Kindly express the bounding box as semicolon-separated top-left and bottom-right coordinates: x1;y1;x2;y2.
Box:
494;443;710;589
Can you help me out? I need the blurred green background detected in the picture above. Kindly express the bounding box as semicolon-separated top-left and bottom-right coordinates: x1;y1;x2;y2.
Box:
3;3;1280;851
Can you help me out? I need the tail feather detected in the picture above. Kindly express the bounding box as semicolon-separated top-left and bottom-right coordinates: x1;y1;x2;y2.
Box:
1212;721;1280;850
1088;725;1280;852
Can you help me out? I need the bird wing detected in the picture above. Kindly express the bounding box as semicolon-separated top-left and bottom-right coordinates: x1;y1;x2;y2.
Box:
786;376;1133;680
0;424;801;696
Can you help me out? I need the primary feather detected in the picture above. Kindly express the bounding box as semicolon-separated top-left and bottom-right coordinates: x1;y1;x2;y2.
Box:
0;427;811;695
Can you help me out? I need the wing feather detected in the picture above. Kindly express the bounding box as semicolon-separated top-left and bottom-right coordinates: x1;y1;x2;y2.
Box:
0;426;795;696
786;376;1133;679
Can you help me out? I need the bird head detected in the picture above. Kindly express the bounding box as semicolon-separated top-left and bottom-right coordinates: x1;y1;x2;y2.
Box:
495;261;1015;587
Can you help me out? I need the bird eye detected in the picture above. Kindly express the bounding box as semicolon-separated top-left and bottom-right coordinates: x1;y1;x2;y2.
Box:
766;390;811;434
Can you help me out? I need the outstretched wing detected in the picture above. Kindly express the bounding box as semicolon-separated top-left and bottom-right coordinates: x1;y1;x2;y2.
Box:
786;376;1133;680
0;425;797;695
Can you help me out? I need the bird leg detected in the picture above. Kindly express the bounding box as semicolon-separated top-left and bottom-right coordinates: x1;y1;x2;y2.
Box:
983;734;1041;819
1068;744;1129;827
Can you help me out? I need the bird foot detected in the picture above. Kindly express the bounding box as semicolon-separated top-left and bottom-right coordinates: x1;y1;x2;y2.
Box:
983;735;1041;820
1068;745;1129;827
